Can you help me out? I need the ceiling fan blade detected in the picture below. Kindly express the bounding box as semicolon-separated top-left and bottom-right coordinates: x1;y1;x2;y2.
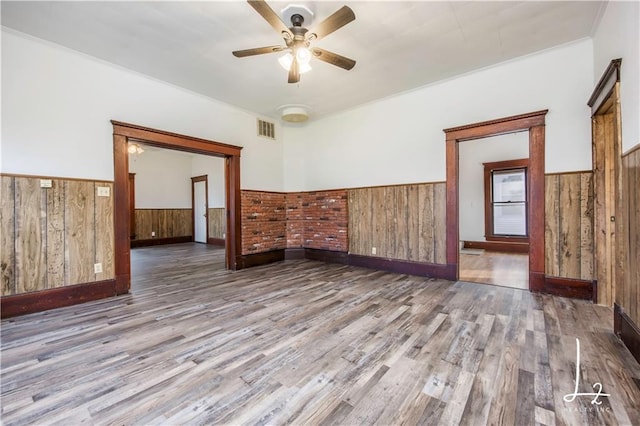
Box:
308;6;355;41
288;58;300;83
232;45;285;57
311;47;356;70
247;0;291;37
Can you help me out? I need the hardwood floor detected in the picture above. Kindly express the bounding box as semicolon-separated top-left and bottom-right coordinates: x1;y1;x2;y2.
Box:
2;243;640;425
459;250;529;290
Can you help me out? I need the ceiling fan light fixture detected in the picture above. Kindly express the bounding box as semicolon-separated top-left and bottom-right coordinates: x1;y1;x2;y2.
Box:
127;142;144;155
279;104;310;123
278;53;312;73
296;46;311;64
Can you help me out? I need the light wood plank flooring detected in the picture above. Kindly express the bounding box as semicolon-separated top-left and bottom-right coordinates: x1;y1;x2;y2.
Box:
2;243;640;425
459;251;529;290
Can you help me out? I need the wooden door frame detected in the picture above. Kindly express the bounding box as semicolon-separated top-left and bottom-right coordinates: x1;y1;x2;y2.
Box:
128;173;136;240
112;121;242;294
588;58;623;306
444;110;548;291
191;175;209;244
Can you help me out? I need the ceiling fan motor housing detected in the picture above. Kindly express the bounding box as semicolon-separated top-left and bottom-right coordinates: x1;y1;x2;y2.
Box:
281;4;314;28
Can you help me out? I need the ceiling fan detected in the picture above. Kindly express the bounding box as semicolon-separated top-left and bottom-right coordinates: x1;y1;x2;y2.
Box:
232;0;356;83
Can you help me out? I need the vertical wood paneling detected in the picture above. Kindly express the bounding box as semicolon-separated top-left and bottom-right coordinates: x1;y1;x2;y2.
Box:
46;180;65;288
558;174;581;278
619;149;640;326
95;183;115;281
158;209;171;238
174;210;192;237
1;175;116;297
133;209;193;239
135;210;152;239
407;185;420;262
384;187;396;258
544;175;559;276
544;172;595;282
371;187;387;258
433;183;447;265
1;176;16;295
634;152;640;327
394;186;408;260
208;208;226;239
65;181;96;285
348;183;446;265
15;177;47;293
593;116;608;305
579;173;594;280
418;184;435;263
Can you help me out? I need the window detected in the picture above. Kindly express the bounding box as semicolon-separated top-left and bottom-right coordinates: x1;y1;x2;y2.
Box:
483;159;529;242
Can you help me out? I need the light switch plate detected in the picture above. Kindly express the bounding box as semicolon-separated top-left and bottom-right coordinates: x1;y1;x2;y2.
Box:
94;263;103;274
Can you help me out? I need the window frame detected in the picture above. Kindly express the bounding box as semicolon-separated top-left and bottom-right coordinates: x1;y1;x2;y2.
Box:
483;158;529;243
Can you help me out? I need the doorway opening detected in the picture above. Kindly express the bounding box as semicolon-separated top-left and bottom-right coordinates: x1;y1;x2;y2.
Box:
444;110;548;292
192;175;209;244
112;121;242;295
588;58;622;307
458;132;530;290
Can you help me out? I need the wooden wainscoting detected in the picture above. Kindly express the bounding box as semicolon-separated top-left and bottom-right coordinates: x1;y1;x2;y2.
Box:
348;183;447;264
616;146;640;344
132;209;192;246
544;172;594;281
208;207;226;245
1;174;115;309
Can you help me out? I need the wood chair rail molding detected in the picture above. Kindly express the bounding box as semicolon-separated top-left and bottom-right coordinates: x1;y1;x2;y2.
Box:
444;110;548;293
112;121;243;295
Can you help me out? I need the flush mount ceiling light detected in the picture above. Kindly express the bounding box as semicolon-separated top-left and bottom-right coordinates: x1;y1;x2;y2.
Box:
127;142;144;154
279;104;310;122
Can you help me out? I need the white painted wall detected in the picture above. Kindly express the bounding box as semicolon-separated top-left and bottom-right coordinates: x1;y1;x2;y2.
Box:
129;148;192;208
191;155;225;208
288;39;593;191
129;148;225;209
0;29;284;191
458;132;529;242
592;1;639;152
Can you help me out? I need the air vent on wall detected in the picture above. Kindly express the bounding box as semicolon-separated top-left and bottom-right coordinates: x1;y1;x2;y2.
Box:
257;119;275;139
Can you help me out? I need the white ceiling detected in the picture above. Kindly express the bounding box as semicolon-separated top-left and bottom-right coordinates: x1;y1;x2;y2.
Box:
1;1;606;121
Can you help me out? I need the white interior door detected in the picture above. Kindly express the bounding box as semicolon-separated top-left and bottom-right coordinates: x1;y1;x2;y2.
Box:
194;180;207;243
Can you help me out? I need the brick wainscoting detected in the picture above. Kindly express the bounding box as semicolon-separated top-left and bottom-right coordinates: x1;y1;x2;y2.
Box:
242;190;348;255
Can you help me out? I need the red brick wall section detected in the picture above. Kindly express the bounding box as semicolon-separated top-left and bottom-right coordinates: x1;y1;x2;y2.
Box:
241;191;286;254
241;189;348;255
286;192;304;248
302;190;348;252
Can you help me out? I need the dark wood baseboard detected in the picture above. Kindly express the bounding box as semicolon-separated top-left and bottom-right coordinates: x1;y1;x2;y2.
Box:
349;254;455;280
131;236;192;248
1;279;117;319
284;248;306;260
540;276;596;302
207;237;225;246
236;249;285;269
305;248;349;264
614;303;640;365
463;240;529;253
238;248;456;281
